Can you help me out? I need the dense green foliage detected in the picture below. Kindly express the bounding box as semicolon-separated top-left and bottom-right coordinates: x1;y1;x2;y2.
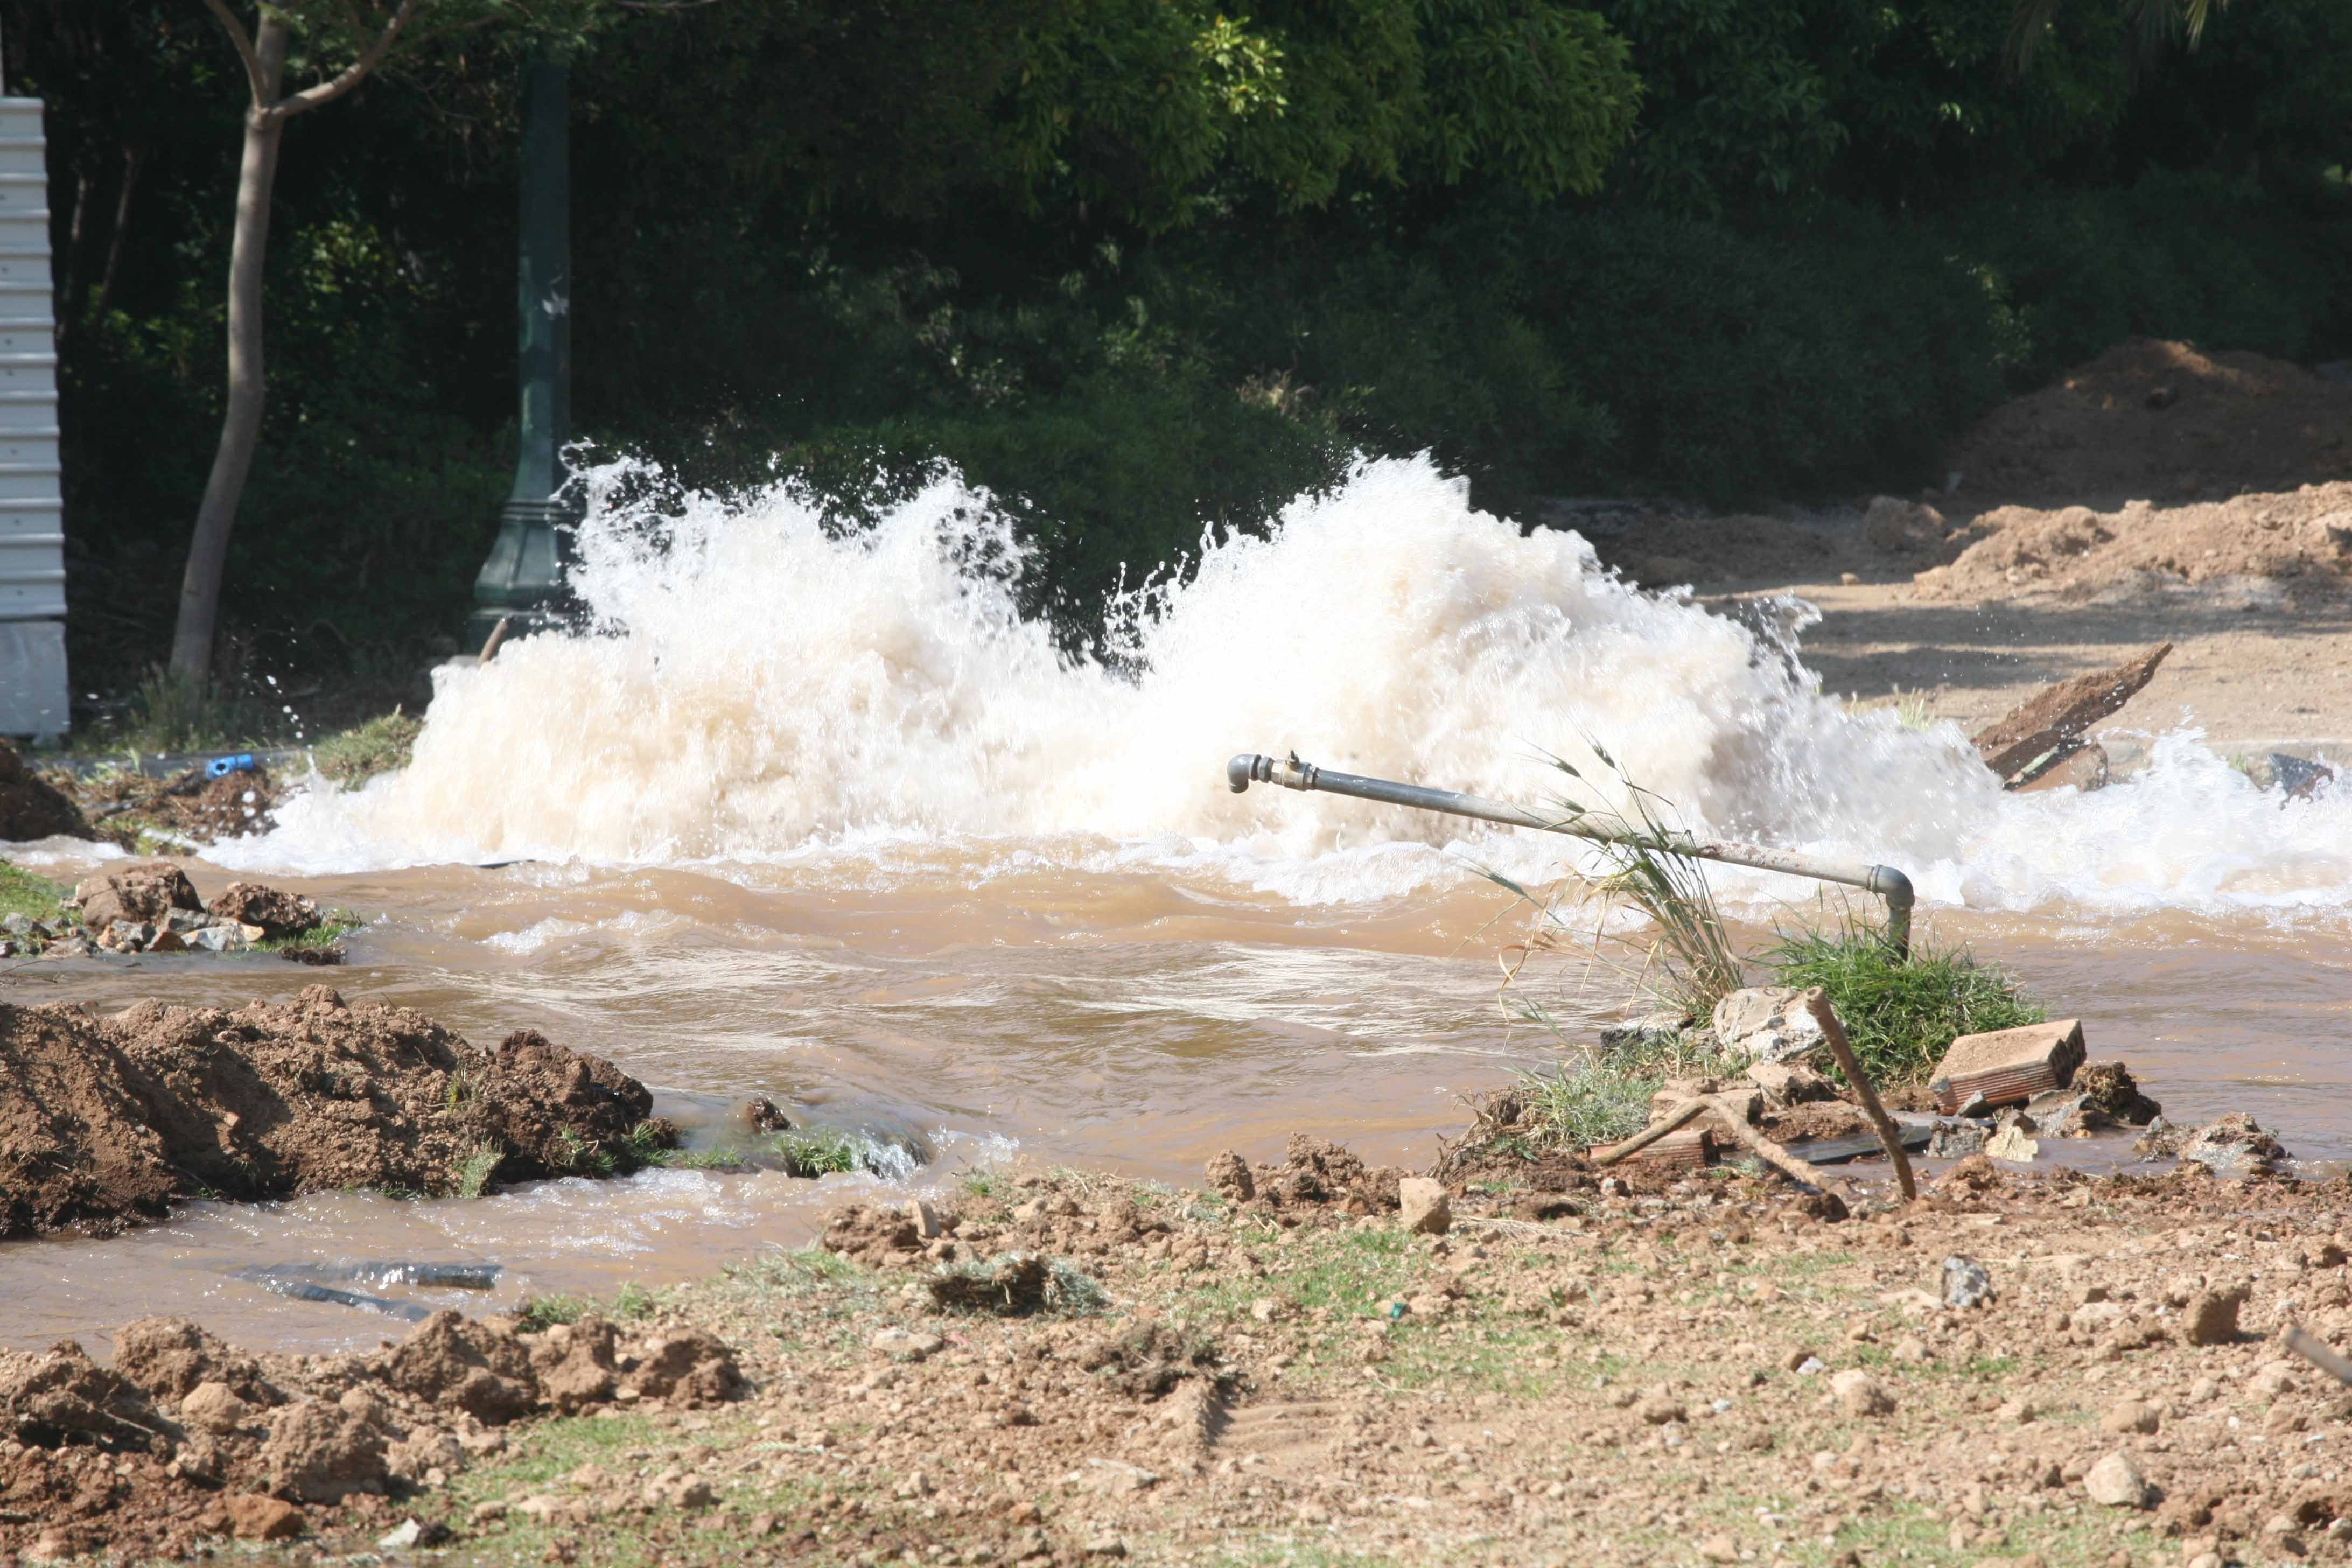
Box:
1762;916;2047;1084
10;0;2350;716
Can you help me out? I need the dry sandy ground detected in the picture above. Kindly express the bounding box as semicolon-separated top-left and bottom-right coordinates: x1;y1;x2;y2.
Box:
1575;339;2352;759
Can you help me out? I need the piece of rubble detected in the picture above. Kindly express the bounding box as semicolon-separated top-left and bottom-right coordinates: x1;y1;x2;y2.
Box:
1397;1177;1451;1235
1745;1059;1835;1110
2083;1450;2154;1509
1942;1256;1993;1309
2072;1061;2162;1125
2182;1286;2248;1346
2136;1112;2288;1175
1203;1150;1254;1203
1711;989;1829;1066
1599;1010;1690;1051
1973;643;2171;781
72;860;204;930
1984;1125;2039;1164
1930;1019;2085;1114
207;883;321;941
1830;1369;1895;1417
1593;1126;1716;1172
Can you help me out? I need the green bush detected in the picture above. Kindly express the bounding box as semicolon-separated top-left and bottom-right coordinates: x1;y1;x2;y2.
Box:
1761;914;2046;1086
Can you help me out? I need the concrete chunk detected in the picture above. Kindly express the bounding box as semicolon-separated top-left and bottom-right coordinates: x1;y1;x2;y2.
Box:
1930;1020;2085;1114
1711;988;1830;1066
1397;1177;1451;1235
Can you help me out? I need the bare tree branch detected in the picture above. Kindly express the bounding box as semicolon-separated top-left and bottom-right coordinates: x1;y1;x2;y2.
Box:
270;0;423;120
200;0;274;107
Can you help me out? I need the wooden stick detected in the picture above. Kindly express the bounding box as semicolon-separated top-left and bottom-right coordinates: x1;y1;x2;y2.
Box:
1591;1096;1709;1167
1801;987;1917;1201
1700;1096;1838;1187
478;615;514;664
2285;1324;2352;1387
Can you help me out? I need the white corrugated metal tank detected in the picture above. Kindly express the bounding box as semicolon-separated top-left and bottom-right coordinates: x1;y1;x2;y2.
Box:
0;96;65;738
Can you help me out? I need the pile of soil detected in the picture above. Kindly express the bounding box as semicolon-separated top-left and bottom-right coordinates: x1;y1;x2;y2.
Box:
0;739;87;841
1947;338;2352;507
1910;480;2352;605
0;1309;741;1562
0;986;671;1238
64;764;284;849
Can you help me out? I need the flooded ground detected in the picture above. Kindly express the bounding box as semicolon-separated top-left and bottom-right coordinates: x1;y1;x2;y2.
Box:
2;852;2343;1356
5;455;2347;1355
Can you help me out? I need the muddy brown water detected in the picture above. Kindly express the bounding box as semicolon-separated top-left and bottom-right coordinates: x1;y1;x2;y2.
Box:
2;850;2342;1357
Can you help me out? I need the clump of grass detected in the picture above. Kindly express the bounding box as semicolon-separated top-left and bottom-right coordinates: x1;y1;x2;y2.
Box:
1487;740;1747;1032
1761;911;2045;1084
515;1279;659;1332
960;1168;1009;1199
312;709;422;790
256;907;365;955
928;1253;1108;1317
769;1128;864;1178
1512;1059;1668;1150
0;862;70;925
453;1139;506;1198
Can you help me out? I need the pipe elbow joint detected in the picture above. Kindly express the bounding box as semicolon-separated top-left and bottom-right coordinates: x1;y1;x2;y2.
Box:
1227;753;1266;793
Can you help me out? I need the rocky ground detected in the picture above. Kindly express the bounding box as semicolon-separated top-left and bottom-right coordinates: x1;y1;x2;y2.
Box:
2;1136;2345;1568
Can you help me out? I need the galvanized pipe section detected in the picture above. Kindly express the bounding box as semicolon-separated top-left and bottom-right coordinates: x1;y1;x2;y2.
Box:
1226;751;1915;956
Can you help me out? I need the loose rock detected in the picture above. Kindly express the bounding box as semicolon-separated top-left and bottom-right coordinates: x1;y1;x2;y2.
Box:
1397;1177;1451;1235
2083;1450;2154;1509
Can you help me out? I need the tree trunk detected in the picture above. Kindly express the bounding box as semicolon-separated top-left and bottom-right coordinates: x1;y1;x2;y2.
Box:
93;145;141;321
171;18;286;687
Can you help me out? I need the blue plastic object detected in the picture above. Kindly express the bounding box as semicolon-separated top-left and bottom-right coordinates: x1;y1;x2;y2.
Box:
204;753;256;779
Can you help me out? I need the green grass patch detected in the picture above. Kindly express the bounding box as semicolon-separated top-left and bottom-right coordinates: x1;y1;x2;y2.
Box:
311;709;422;789
1761;913;2045;1085
515;1279;660;1332
255;906;365;954
0;861;69;925
768;1127;865;1178
1512;1058;1663;1149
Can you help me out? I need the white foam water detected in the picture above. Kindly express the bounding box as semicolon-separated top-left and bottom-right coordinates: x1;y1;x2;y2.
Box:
225;455;2352;918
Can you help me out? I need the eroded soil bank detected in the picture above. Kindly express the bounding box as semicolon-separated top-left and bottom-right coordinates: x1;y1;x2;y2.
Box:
5;1139;2347;1568
0;985;667;1239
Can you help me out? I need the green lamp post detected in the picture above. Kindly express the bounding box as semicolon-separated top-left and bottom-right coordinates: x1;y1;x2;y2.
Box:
467;51;575;650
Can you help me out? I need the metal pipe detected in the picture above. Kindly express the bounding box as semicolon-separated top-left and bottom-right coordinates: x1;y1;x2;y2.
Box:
1226;751;1914;956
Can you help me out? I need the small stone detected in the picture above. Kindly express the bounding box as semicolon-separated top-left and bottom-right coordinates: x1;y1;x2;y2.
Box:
1398;1177;1451;1236
225;1494;306;1541
1080;1531;1129;1557
2183;1286;2248;1346
1995;1398;2036;1424
1830;1369;1895;1417
2249;1360;2298;1398
1984;1125;2039;1163
470;1500;509;1524
1249;1297;1279;1323
904;1199;942;1239
180;1380;253;1435
1696;1534;1739;1563
2083;1451;2153;1509
1711;988;1830;1066
1636;1390;1688;1425
2099;1399;2160;1435
1943;1255;1994;1308
188;923;250;953
870;1326;944;1361
377;1517;446;1549
2187;1555;2223;1568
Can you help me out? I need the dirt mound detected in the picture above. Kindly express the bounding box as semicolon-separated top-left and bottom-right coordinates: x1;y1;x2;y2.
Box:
0;988;670;1237
0;1005;177;1237
0;740;87;841
1245;1135;1405;1214
0;1308;743;1561
1912;480;2352;605
1948;339;2352;507
66;764;284;848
